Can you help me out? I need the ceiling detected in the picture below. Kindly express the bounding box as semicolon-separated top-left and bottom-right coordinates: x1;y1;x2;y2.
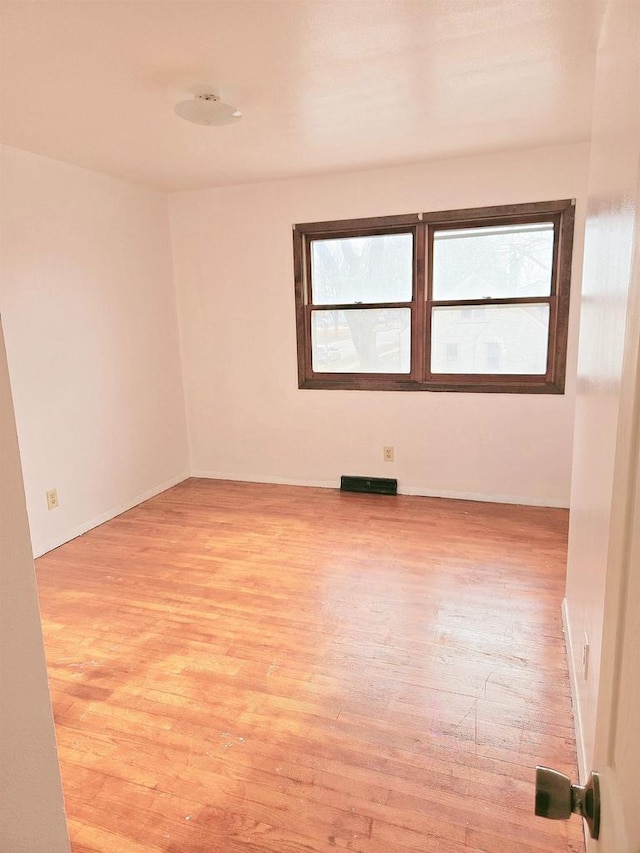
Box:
0;1;602;192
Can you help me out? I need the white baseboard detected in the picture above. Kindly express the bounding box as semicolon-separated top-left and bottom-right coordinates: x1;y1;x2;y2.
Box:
562;597;587;783
399;484;568;507
33;472;190;558
191;471;568;508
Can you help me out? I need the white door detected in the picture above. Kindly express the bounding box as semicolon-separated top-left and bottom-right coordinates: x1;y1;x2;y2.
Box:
589;173;640;852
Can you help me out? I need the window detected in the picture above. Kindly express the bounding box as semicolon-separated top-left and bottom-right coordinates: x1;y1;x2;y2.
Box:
293;200;575;393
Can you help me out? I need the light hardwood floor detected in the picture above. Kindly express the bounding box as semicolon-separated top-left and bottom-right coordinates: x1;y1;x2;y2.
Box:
35;479;584;852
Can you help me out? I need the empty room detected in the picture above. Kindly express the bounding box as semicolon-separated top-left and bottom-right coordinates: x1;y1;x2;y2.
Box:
1;2;639;852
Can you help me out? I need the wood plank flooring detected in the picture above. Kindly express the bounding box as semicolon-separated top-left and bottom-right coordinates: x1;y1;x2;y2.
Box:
35;479;584;852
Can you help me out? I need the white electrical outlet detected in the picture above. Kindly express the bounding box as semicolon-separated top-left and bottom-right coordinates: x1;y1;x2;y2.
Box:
383;446;394;462
46;488;59;510
582;632;590;680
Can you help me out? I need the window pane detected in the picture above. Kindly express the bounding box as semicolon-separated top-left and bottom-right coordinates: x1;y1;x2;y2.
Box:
311;233;413;305
431;304;550;374
432;222;554;300
312;309;411;373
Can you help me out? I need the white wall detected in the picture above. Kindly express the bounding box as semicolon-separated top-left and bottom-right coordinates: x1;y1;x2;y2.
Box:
0;319;70;853
0;146;189;556
564;0;640;787
170;143;589;507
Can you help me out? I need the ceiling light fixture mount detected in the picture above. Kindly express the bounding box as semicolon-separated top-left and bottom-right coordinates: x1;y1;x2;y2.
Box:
174;93;242;126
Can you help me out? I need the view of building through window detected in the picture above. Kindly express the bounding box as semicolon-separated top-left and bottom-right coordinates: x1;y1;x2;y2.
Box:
430;222;554;375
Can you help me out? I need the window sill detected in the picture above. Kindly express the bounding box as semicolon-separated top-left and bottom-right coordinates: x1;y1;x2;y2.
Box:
298;375;565;393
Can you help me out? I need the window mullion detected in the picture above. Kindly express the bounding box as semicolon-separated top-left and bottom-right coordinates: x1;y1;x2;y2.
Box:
423;223;435;383
412;221;427;384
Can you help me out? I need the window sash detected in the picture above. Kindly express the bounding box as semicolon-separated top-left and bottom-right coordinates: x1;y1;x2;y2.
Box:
310;307;413;374
429;303;552;376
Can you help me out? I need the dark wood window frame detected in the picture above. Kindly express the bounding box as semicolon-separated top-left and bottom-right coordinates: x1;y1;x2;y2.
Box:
293;199;575;393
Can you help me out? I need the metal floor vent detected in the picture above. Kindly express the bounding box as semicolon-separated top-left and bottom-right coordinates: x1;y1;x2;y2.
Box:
340;475;398;495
